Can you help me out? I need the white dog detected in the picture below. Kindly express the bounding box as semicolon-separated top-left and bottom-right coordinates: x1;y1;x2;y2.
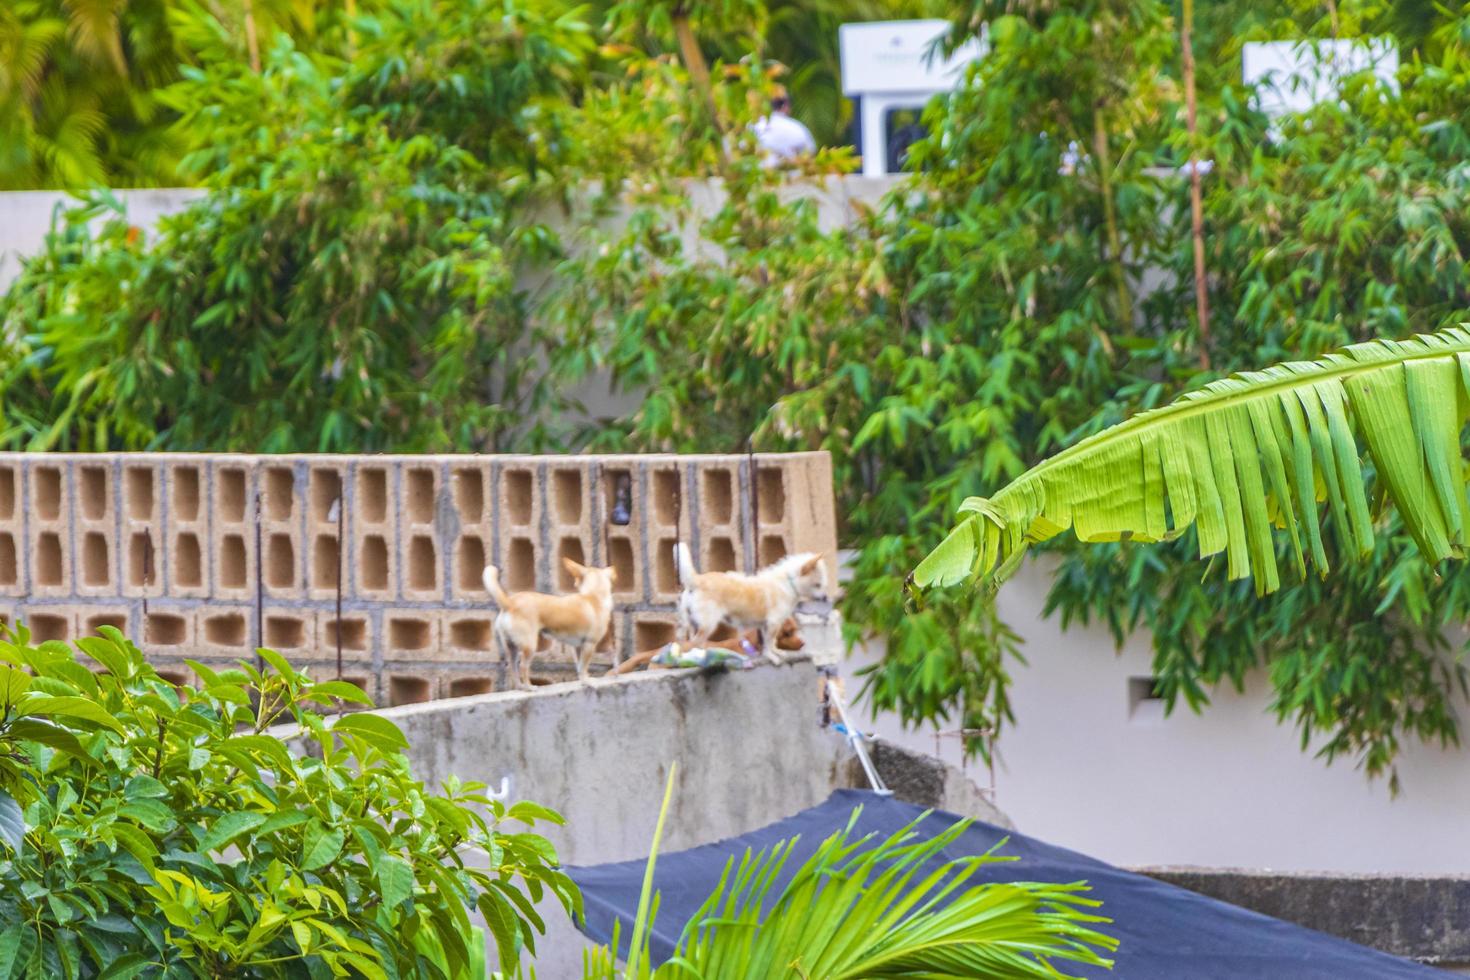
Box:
674;543;831;665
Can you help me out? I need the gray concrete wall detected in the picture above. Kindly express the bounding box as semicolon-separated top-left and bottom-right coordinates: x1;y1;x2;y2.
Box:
1137;866;1470;972
372;655;1007;977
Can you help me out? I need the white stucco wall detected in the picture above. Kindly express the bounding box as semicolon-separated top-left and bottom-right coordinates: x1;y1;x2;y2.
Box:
0;188;206;290
848;556;1470;875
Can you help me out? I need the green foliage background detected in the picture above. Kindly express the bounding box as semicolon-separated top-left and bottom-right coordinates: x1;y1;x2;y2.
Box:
0;627;576;977
7;0;1470;788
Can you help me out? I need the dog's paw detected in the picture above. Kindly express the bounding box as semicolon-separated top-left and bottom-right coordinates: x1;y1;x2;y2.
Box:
765;650;785;666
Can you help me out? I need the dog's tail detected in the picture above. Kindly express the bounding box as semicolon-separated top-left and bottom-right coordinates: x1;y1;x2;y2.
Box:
482;566;511;607
675;541;699;588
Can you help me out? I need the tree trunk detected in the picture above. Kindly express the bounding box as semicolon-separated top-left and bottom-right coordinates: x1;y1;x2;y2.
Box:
672;6;726;156
1181;0;1211;368
242;0;261;72
1092;106;1130;343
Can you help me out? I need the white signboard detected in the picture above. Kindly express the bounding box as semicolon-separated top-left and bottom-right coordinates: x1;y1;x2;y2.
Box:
838;20;983;97
1242;39;1398;118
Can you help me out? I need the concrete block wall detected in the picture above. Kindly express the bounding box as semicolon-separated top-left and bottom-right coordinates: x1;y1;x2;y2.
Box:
0;452;839;706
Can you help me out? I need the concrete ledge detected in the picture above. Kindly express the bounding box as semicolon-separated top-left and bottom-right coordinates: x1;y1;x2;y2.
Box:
841;739;1011;829
291;657;1015;976
1135;866;1470;967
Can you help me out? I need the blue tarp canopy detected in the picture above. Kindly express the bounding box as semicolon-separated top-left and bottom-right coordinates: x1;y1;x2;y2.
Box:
569;789;1438;978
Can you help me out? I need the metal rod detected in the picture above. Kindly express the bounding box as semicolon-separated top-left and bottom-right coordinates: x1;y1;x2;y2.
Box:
141;530;153;642
335;492;344;687
826;676;891;796
746;437;758;573
673;466;683;586
254;489;263;665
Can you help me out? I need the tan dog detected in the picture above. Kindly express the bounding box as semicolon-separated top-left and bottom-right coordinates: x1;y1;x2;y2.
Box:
483;559;616;689
675;543;831;665
609;618;806;676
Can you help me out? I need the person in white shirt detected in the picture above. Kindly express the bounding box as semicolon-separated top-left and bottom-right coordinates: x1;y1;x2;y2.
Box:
752;93;816;164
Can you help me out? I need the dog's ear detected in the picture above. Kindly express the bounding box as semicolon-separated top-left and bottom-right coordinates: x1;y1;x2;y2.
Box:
799;554;822;576
604;564;619;584
562;557;587;579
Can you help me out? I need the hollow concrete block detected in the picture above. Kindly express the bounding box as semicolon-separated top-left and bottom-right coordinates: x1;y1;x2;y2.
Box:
352;459;397;601
444;613;497;664
262;609;316;656
0;523;19;597
27;457;73;597
779;452;840;583
384;671;438;708
497;532;539;594
496;457;541;545
80;605;132;643
630;611;678;659
444;673;497;699
75;460;117;597
315;611;373;666
141;606;194;656
259;458;305;600
450;459;494;602
19;604;75;644
604;530;642;603
383;610;442;663
198;607;253;658
165;458;209;599
209;458;256;600
305;459;349;601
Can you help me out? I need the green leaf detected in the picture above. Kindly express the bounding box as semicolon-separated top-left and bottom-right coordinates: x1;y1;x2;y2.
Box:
477;890;519;975
0;792;23;853
259;810;311;835
331;713;409;754
257;647;299;683
96;953;153;980
0;923;37;976
302;823;345;871
6;719;89;761
504;800;565;827
199;811;267;853
124;775;169;800
17;696;124;734
75;637;131;679
0;666;30;708
120;799;176;834
304;681;372;706
377;855;415;910
916;327;1470;596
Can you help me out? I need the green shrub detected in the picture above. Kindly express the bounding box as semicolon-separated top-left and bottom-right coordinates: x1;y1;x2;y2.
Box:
0;626;578;978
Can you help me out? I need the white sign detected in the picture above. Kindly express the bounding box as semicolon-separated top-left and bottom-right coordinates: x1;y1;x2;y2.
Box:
838;20;984;97
1242;39;1398;118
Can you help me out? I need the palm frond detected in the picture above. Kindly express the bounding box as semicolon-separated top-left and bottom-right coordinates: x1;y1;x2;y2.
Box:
584;781;1115;980
915;326;1470;595
660;813;1116;979
62;0;130;74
